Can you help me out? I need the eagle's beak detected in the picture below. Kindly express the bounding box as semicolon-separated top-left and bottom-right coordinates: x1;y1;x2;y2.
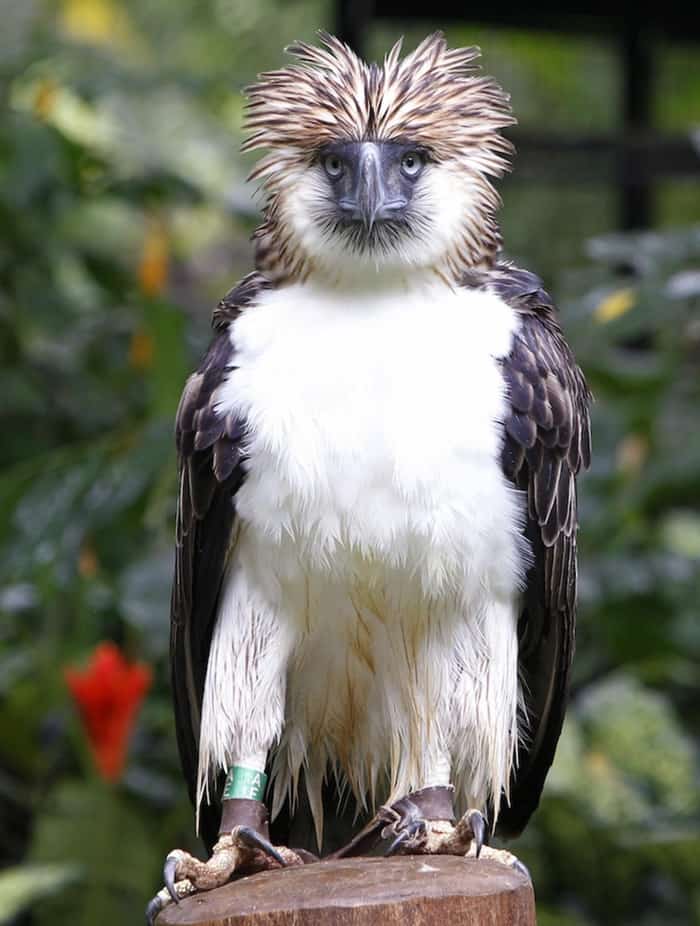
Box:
356;148;386;232
337;142;409;230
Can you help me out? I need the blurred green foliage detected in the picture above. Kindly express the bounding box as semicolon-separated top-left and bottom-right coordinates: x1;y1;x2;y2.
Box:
1;3;699;925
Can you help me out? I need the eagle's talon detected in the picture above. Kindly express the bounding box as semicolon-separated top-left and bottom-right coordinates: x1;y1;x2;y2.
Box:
384;824;416;858
384;829;409;856
380;798;422;836
472;844;529;877
147;831;303;924
233;825;288;867
145;894;163;926
464;809;486;858
384;818;427;856
379;798;429;855
163;854;181;904
145;881;195;926
377;799;491;858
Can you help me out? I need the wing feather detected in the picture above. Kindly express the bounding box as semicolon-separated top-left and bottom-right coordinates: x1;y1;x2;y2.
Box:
170;274;268;848
482;265;591;837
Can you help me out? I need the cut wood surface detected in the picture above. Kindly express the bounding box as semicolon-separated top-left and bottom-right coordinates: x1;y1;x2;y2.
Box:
157;855;536;925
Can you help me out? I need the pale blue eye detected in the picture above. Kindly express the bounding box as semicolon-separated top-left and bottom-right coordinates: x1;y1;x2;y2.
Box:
401;151;424;177
324;155;344;178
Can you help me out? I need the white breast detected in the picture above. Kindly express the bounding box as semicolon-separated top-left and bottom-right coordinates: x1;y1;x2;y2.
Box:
203;277;528;839
219;279;525;601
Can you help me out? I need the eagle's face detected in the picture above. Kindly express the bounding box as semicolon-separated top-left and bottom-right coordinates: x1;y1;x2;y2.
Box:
281;139;482;277
244;33;515;282
320;140;426;234
290;139;441;268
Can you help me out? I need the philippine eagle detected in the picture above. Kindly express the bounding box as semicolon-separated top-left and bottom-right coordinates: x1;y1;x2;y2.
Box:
148;32;591;920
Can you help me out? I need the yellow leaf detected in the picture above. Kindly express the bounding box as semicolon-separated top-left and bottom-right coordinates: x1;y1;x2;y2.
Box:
594;287;636;323
61;0;138;50
129;328;155;371
33;79;59;119
138;218;169;297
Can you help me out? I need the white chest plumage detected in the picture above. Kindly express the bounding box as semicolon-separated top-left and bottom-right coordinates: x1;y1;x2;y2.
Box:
199;278;529;840
224;280;524;594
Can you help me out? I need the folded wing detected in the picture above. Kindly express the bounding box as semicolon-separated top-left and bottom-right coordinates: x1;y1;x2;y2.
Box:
170;275;268;847
490;266;591;836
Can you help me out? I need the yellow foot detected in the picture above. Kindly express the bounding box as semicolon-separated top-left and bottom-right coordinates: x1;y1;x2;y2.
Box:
145;826;305;925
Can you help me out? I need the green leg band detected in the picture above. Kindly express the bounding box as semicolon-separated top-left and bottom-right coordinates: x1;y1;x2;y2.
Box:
223;765;268;802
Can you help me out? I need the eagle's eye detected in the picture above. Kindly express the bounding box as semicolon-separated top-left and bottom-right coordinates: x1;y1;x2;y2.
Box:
323;154;344;179
400;151;424;178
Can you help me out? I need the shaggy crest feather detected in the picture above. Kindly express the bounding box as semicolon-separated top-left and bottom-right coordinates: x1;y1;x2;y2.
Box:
242;31;516;282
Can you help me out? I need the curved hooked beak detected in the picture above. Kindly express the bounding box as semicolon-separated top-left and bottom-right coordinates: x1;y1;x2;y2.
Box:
356;148;385;232
336;143;409;230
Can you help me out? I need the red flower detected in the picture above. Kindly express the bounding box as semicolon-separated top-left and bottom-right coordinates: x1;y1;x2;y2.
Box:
65;643;152;782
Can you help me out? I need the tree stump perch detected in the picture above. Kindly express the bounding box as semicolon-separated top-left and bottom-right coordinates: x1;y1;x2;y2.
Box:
157;855;535;925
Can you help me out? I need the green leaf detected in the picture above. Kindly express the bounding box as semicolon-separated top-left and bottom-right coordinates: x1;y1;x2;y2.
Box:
29;780;158;926
0;864;79;923
141;298;189;417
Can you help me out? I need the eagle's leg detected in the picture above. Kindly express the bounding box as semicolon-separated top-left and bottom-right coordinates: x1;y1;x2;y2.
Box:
145;824;299;926
379;793;484;856
378;787;529;879
145;785;307;925
161;822;301;898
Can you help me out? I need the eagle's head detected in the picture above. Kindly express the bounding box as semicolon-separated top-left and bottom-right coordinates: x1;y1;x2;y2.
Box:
243;32;515;285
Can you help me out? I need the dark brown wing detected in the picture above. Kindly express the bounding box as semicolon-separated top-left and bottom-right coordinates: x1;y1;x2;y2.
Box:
171;273;269;847
488;266;591;837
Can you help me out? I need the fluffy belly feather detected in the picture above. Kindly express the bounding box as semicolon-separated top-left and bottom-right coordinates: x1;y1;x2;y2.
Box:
199;279;529;839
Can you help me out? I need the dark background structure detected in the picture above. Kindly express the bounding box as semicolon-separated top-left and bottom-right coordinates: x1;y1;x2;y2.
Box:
338;2;700;230
1;3;699;925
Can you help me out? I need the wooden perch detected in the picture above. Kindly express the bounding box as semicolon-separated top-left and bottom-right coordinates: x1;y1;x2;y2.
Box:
157;855;535;925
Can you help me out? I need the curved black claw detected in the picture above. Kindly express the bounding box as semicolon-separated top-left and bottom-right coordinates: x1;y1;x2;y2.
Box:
163;855;180;904
235;825;287;867
145;894;163;926
513;859;532;881
384;827;410;856
469;811;486;859
384;818;427;856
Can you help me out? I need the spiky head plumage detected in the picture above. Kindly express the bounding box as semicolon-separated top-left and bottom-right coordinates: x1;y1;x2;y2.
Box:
243;32;516;283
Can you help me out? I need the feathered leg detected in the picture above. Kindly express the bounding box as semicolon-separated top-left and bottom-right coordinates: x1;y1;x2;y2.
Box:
147;564;306;922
